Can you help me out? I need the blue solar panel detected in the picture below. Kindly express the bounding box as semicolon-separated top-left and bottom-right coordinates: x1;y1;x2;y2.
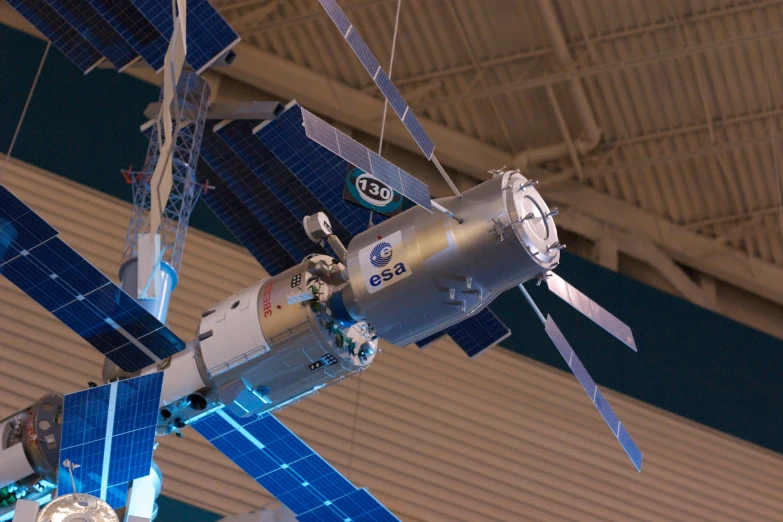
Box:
375;70;407;117
401;110;436;162
191;408;400;521
545;273;637;351
215;118;362;248
345;28;380;78
0;186;185;372
0;186;58;265
320;0;351;36
59;373;163;509
336;132;372;174
254;104;383;236
416;308;509;357
42;0;138;70
447;308;511;358
414;330;446;349
544;316;643;471
201;124;314;265
196;159;293;276
1;238;108;312
318;0;436;159
6;0;103;72
129;0;240;73
85;0;168;71
368;153;402;189
300;108;432;211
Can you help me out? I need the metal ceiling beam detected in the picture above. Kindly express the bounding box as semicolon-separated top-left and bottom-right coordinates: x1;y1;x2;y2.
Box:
143;101;283;121
229;0;392;33
355;0;783;94
416;27;783;110
0;3;508;181
559;210;717;310
561;132;780;182
218;42;508;180
605;105;783;150
541;176;783;308
685;205;783;230
4;2;782;326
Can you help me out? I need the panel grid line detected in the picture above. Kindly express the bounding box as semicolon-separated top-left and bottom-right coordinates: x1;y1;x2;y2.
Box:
59;373;164;508
544;315;643;471
99;381;118;500
416;308;510;358
192;407;399;521
300;107;432;211
129;0;239;73
319;0;435;159
6;0;103;72
0;186;184;372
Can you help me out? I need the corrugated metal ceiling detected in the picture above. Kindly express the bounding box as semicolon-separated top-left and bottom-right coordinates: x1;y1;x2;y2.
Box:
217;0;783;269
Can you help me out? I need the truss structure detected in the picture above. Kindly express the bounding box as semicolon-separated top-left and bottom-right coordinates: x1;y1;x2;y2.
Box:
122;72;210;274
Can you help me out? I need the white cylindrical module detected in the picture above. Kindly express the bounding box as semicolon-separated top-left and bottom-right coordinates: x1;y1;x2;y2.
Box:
125;463;163;521
140;342;206;407
0;431;33;489
170;255;381;419
339;170;560;346
198;280;270;377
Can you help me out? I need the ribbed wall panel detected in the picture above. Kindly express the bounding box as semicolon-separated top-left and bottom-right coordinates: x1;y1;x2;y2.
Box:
1;156;781;521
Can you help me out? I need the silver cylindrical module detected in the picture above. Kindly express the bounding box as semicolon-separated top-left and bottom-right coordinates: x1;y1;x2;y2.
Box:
195;255;378;418
341;170;560;345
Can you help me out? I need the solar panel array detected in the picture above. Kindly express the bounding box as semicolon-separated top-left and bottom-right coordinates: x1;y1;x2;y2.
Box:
217;120;334;235
194;161;293;276
203;122;320;264
58;372;164;508
0;186;185;372
546;273;637;351
6;0;103;73
416;307;511;358
85;0;168;71
128;0;240;73
192;408;400;522
143;111;381;277
319;0;436;159
544;316;643;471
44;0;138;71
300;108;432;212
254;104;384;235
7;0;239;73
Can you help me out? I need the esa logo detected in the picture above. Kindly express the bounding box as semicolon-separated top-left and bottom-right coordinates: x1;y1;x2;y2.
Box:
369;262;408;288
360;230;411;294
370;242;393;268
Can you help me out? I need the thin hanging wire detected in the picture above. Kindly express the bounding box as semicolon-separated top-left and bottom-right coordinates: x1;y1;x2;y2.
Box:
368;0;403;229
0;41;51;182
349;1;403;478
378;0;402;157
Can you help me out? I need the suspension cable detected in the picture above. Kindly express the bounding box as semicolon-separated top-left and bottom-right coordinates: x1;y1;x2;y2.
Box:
0;42;51;182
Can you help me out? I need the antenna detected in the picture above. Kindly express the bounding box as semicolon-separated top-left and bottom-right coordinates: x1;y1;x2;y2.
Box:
62;459;81;495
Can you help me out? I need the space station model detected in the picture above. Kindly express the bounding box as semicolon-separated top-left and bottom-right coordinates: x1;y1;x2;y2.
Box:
1;0;642;520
